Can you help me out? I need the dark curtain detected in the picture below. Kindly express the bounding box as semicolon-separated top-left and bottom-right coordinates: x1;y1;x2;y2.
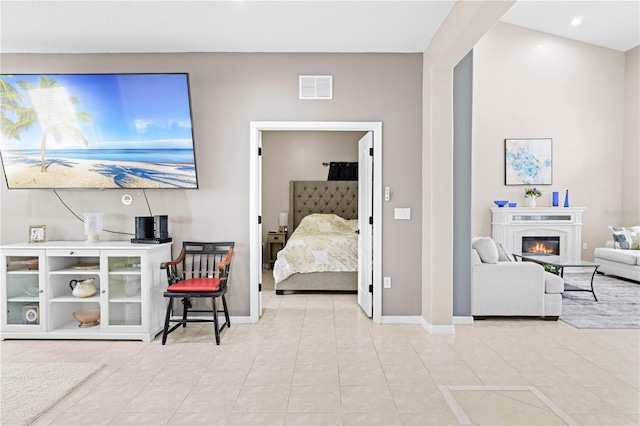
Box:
327;162;358;181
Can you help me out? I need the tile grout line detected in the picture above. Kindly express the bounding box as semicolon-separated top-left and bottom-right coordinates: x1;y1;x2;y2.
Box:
438;385;472;425
445;385;580;426
528;386;580;426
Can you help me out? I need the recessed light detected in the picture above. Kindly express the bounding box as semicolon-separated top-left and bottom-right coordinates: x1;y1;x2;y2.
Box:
571;17;582;26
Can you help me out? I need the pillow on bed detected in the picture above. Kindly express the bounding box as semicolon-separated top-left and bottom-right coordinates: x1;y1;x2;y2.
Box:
296;214;358;235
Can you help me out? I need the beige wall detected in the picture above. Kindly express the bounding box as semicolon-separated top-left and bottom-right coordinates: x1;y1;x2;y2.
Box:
623;46;640;227
472;22;628;259
261;130;362;242
0;53;423;317
4;11;631;325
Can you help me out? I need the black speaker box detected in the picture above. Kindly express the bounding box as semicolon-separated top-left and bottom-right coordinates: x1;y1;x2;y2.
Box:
154;215;168;238
135;216;154;239
132;215;172;244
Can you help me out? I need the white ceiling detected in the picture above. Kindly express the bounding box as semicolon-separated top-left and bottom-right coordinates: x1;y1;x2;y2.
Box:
1;1;638;54
501;1;640;52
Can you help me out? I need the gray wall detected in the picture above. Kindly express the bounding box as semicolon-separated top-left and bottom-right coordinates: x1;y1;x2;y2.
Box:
0;52;424;317
452;50;473;317
261;131;362;244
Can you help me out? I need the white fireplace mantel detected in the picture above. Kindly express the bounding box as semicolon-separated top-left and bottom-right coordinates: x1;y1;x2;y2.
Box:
491;207;586;260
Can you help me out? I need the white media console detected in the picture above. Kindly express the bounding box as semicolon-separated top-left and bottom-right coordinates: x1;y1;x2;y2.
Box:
1;241;171;341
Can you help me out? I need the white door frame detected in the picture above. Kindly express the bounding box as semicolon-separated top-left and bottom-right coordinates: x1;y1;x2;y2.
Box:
249;121;382;324
357;132;374;317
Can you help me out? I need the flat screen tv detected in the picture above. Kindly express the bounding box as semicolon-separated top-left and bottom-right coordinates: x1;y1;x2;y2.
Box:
0;73;198;189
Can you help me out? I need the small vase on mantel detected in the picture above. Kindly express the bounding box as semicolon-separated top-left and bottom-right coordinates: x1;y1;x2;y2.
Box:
526;196;537;208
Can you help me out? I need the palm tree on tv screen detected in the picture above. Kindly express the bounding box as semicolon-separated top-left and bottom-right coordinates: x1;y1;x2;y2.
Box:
1;75;92;172
0;77;24;139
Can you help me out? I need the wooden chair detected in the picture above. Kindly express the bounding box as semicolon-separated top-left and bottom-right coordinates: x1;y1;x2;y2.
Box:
160;241;234;345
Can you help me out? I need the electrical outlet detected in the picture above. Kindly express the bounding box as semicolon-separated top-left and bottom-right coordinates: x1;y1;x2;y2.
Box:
384;276;391;288
394;208;411;220
583;243;587;250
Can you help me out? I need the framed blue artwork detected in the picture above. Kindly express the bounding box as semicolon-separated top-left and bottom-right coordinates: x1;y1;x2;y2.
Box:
504;138;552;185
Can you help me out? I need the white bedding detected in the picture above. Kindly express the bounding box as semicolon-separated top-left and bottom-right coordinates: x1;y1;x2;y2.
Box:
273;214;358;284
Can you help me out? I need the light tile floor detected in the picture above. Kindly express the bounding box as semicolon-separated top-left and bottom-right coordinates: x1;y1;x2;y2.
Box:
1;270;638;425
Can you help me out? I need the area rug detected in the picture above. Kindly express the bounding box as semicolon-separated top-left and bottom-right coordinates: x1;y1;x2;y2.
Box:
561;272;640;329
1;362;104;426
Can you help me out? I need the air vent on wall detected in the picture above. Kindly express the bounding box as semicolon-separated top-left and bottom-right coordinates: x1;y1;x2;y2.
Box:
299;75;333;100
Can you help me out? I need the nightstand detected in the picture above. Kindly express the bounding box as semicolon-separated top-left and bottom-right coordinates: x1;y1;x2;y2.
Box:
266;232;287;269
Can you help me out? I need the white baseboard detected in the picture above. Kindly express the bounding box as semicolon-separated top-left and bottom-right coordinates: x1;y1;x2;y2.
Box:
187;315;465;331
453;316;474;325
420;318;455;335
380;316;457;334
380;315;422;324
229;316;253;324
170;315;254;324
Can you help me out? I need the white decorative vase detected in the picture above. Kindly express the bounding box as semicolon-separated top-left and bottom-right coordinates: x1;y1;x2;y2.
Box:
527;197;537;207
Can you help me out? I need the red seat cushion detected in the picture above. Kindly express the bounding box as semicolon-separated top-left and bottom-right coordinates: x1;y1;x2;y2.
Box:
167;277;221;292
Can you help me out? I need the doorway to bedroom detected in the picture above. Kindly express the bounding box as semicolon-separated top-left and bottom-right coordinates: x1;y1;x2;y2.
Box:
249;121;383;324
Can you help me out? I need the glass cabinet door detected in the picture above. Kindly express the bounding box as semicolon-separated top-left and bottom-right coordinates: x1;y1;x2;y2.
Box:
2;251;45;331
104;254;143;328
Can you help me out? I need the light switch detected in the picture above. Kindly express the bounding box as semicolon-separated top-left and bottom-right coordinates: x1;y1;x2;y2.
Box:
394;208;411;220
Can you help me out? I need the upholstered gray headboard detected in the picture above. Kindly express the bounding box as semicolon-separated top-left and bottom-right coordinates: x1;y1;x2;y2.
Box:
289;181;358;233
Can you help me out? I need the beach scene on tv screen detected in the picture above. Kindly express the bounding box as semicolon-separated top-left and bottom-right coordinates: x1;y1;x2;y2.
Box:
0;73;198;189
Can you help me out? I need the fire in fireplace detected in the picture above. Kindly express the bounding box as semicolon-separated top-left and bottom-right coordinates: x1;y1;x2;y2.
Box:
522;236;560;255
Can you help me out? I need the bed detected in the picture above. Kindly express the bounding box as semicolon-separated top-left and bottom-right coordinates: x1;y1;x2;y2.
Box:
273;180;358;294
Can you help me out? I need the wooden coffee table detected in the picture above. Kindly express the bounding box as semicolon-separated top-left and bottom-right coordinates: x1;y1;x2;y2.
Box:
514;254;600;301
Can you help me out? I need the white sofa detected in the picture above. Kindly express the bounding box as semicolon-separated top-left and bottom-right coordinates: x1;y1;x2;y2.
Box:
471;237;564;320
594;241;640;282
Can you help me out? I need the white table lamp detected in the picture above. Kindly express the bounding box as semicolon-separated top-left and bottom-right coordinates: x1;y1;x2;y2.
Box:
278;212;288;233
84;213;103;242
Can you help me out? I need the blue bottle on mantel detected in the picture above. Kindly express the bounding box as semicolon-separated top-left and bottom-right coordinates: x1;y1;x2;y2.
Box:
564;190;570;207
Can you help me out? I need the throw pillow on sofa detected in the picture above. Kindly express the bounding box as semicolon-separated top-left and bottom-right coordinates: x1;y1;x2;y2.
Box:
609;226;640;250
472;237;499;264
496;241;515;262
